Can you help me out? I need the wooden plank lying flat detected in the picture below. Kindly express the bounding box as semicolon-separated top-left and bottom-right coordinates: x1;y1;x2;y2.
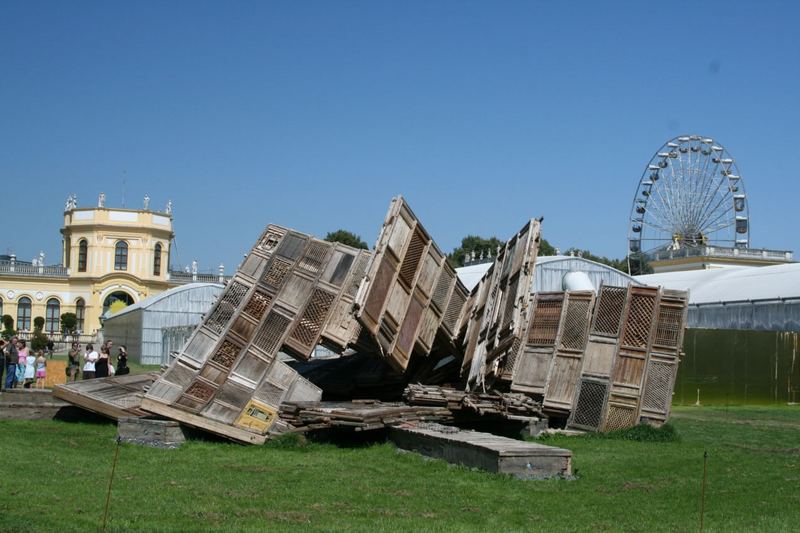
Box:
52;385;132;420
52;372;160;421
389;423;572;479
140;398;266;445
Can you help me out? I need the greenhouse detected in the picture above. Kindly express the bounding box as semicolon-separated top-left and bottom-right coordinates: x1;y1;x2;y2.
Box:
101;282;224;365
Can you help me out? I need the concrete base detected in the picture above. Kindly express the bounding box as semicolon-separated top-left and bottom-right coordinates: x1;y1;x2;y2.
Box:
0;389;71;420
118;417;187;448
520;417;550;438
389;423;572;479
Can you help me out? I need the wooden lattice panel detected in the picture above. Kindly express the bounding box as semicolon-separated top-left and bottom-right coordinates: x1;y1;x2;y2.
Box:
463;219;541;389
604;404;638;431
621;288;657;349
205;281;249;335
641;360;674;413
210;338;243;369
591;285;627;337
569;379;609;431
297;241;331;275
256;227;285;254
559;294;593;351
252;311;292;356
527;294;564;346
355;196;468;372
399;229;426;287
143;224;346;442
430;267;454;314
288;288;336;354
243;290;272;322
442;283;468;335
260;257;293;291
184;380;216;402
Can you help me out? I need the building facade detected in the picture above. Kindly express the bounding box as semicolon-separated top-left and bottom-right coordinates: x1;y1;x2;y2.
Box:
0;195;225;337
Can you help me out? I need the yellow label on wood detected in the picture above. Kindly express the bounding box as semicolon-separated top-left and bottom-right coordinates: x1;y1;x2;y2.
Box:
234;399;278;433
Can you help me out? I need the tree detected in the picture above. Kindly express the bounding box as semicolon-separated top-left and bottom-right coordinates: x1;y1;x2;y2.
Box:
1;315;15;340
563;248;653;275
448;235;504;267
324;230;369;250
448;234;558;268
31;316;48;351
538;238;556;256
61;312;78;335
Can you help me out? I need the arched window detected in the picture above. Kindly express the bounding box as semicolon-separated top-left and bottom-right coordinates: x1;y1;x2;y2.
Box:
153;243;162;276
46;298;60;334
78;239;88;272
114;241;128;271
0;297;3;319
17;297;31;331
75;298;85;333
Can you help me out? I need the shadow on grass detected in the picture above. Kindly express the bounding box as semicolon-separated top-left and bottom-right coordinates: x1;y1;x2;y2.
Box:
53;406;116;425
537;423;680;443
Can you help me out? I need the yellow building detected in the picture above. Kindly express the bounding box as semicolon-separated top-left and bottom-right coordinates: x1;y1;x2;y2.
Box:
0;194;223;337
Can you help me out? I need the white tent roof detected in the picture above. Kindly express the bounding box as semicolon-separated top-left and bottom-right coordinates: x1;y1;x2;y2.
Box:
455;255;639;292
636;263;800;304
106;282;224;318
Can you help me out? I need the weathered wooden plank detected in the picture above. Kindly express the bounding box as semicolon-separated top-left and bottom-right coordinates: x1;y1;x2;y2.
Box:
389;423;571;479
52;372;160;421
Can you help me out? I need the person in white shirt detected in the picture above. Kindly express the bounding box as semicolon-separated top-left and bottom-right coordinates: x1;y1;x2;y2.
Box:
83;344;99;379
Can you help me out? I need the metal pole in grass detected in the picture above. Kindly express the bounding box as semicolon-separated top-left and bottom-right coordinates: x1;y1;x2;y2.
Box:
102;436;122;532
699;450;708;532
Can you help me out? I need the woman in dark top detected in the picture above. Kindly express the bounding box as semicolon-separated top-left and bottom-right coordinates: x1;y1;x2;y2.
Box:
95;346;110;378
116;346;130;376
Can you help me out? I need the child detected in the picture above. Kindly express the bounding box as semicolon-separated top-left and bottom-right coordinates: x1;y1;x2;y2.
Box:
23;350;37;389
35;351;46;389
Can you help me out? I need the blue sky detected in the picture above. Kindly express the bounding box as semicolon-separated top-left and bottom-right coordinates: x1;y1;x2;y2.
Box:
2;1;798;271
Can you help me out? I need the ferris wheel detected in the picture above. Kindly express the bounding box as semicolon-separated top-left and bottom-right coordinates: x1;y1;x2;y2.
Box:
628;135;749;271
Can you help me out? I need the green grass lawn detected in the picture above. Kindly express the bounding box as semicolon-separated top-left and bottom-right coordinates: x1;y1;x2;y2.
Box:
0;405;798;532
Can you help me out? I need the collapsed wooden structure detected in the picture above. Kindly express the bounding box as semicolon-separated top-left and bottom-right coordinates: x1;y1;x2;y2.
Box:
55;195;688;445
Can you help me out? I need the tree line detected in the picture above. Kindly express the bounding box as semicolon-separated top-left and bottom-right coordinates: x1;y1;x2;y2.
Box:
324;229;650;275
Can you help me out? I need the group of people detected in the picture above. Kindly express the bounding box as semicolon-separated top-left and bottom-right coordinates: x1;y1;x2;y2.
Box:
66;339;129;382
1;337;48;389
1;336;129;390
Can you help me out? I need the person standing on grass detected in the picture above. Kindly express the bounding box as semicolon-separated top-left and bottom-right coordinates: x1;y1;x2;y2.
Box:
95;345;110;378
23;350;36;389
83;343;98;380
0;339;6;390
35;351;46;389
67;342;81;381
16;340;28;388
116;345;129;376
46;338;54;359
4;336;18;389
